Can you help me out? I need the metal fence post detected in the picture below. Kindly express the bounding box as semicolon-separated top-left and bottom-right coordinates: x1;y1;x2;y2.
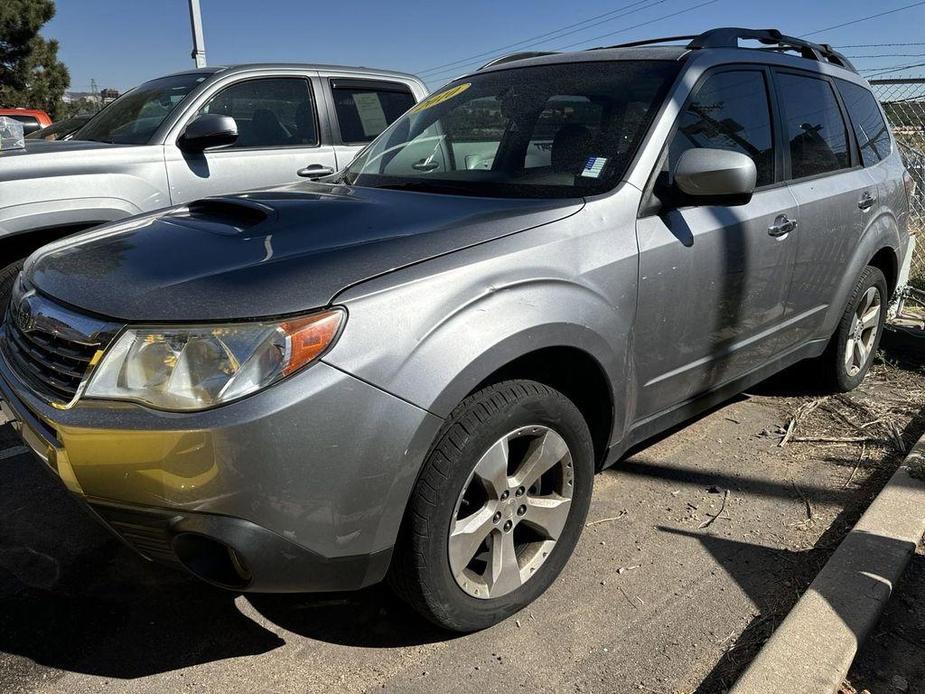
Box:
872;77;925;289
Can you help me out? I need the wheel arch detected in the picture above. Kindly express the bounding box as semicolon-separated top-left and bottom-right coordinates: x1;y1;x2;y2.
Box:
868;245;899;297
467;346;615;467
821;214;902;338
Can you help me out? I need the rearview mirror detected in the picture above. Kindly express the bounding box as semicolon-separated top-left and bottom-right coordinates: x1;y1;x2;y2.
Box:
673;148;757;203
178;114;238;153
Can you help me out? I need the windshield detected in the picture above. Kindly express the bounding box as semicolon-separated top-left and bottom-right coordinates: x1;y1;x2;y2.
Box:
26;115;90;141
74;73;208;145
344;61;680;198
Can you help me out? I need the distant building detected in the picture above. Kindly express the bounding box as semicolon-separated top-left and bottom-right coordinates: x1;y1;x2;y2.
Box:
63;92;97;105
100;89;120;104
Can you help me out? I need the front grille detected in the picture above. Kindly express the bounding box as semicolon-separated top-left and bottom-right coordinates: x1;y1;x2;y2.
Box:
2;318;98;402
89;503;181;565
0;288;118;406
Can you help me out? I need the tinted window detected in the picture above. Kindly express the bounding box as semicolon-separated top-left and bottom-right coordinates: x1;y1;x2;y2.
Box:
668;70;775;187
198;78;317;148
776;73;850;179
332;83;415;143
836;79;892;167
345;61;681;199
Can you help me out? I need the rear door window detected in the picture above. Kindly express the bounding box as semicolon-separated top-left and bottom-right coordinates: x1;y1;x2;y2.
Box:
835;79;892;167
331;80;416;144
197;77;318;149
667;70;776;188
775;72;851;180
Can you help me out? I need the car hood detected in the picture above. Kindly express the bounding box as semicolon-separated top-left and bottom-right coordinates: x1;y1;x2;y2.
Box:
27;182;584;321
0;138;125;157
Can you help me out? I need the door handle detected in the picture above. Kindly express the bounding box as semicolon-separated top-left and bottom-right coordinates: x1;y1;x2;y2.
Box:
297;164;335;178
858;192;877;211
412;158;440;172
768;215;798;237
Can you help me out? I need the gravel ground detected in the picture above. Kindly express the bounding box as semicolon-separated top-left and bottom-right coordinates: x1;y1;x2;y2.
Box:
0;332;923;694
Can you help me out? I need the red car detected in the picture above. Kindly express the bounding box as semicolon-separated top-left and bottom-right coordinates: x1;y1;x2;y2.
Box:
0;108;52;136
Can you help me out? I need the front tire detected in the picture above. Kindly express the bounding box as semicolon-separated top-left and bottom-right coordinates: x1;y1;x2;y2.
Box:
389;380;594;632
819;266;888;392
0;258;25;316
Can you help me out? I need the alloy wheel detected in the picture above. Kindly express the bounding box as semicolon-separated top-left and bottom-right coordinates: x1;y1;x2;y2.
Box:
845;286;881;377
449;426;574;599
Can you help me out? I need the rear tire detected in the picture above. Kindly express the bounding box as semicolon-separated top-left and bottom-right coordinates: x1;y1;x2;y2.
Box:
389;380;594;632
0;258;24;316
818;266;887;392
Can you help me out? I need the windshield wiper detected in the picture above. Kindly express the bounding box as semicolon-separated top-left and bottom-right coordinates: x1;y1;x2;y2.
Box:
371;180;485;197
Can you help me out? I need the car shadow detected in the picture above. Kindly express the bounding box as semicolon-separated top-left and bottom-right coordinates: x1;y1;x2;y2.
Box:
0;433;454;680
246;588;453;648
0;442;285;679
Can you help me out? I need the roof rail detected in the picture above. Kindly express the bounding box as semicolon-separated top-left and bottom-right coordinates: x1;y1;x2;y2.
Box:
687;27;857;72
595;34;699;50
478;51;559;70
595;27;856;74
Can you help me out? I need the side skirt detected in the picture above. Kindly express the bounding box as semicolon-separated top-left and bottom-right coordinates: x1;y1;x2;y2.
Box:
603;338;828;469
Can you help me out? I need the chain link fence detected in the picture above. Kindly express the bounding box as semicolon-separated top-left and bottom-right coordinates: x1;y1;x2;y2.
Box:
872;78;925;288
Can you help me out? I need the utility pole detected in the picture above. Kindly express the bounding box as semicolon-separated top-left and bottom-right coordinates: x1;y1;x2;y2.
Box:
188;0;207;68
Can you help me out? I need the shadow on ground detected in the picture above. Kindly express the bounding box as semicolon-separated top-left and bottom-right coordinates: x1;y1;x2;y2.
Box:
0;434;447;679
692;332;925;693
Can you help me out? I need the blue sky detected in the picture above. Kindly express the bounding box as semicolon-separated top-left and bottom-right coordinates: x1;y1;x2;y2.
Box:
45;0;925;93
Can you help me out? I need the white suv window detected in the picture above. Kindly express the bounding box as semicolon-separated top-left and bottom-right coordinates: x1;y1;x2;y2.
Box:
197;78;318;149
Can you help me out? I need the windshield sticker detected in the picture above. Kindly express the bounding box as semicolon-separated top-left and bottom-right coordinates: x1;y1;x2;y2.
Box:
581;156;607;178
410;83;471;113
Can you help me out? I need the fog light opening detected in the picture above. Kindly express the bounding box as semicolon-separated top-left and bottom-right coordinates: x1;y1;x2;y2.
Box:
172;533;252;589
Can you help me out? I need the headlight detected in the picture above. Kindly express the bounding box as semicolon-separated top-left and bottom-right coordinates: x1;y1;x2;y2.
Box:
84;309;344;411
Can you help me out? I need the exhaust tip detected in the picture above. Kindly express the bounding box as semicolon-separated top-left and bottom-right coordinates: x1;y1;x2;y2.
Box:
172;533;252;589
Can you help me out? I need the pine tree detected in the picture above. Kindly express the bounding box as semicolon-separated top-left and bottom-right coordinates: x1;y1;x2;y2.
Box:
0;0;70;119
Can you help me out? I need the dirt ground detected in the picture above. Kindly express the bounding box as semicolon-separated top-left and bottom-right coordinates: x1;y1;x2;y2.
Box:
0;332;923;694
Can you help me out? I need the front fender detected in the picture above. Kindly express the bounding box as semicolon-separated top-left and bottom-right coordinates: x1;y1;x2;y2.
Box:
327;266;634;554
403;282;624;419
325;226;636;438
0;145;170;240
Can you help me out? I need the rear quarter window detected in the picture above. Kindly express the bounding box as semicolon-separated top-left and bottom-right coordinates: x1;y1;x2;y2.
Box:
835;79;892;167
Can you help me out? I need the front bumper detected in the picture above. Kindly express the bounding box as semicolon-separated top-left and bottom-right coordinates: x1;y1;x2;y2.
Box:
0;352;442;592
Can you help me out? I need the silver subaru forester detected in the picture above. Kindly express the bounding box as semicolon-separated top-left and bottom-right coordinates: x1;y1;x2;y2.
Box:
0;28;913;631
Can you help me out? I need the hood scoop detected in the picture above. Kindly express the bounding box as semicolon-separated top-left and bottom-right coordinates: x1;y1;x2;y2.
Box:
176;197;277;235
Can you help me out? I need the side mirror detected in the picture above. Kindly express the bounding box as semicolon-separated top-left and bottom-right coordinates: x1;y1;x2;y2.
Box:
673;148;757;203
178;114;238;153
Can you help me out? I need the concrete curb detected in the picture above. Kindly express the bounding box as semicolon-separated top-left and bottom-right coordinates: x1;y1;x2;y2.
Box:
731;438;925;694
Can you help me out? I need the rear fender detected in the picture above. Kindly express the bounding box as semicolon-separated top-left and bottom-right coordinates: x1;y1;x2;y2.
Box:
821;209;900;337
